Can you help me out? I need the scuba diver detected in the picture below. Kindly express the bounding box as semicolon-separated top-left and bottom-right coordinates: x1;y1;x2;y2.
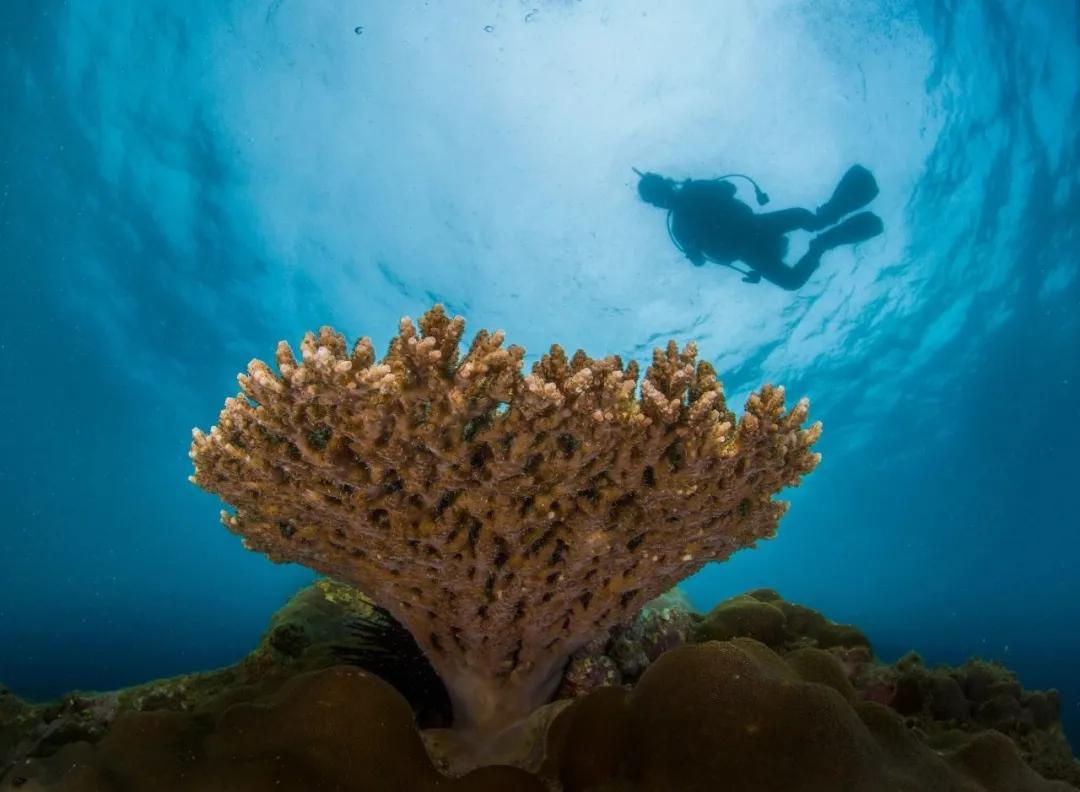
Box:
635;165;884;290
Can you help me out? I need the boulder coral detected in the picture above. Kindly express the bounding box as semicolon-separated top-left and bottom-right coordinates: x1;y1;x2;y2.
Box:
1;667;541;792
695;587;872;651
542;640;1076;792
188;306;821;749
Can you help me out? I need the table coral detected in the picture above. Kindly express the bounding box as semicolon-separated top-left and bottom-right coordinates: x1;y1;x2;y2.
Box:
189;306;821;745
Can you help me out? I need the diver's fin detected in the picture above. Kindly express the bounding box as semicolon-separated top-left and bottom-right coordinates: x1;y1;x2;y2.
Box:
816;165;879;226
808;212;884;252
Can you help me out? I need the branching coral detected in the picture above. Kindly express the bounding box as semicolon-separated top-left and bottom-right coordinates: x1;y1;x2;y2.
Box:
189;306;820;745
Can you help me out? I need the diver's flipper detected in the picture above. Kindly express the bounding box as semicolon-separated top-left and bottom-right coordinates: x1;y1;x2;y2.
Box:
808;212;884;252
816;165;880;226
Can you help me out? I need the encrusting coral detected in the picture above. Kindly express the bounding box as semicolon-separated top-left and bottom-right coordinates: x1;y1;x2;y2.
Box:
188;305;821;750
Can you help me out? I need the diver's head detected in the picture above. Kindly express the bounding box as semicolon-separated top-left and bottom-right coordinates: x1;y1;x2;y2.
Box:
636;172;677;208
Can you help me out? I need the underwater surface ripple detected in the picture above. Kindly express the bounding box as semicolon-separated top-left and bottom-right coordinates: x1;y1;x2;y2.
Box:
1;0;1078;746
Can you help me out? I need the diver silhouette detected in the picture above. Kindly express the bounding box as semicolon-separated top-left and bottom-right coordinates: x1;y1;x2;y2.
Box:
636;165;884;289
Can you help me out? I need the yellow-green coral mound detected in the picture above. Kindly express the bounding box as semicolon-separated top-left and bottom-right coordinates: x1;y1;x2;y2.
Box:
695;587;870;651
189;306;821;737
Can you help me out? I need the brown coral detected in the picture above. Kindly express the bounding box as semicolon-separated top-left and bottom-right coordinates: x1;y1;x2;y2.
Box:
2;667;543;792
541;640;1076;792
188;306;820;745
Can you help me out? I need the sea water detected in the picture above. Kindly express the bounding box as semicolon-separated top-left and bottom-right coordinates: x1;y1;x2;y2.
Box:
2;0;1078;749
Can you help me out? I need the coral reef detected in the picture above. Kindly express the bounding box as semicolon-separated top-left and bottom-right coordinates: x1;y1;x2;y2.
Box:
189;306;821;742
2;585;1076;790
3;667;540;792
0;580;386;778
695;587;871;652
557;588;697;698
688;589;1080;789
539;587;1080;788
856;653;1080;787
542;640;1075;792
8;306;1071;788
0;688;42;767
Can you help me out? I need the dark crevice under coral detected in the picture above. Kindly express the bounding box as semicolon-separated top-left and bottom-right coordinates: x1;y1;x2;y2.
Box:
331;605;453;729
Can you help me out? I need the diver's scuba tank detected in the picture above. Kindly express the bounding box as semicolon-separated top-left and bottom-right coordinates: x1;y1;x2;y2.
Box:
710;164;880;217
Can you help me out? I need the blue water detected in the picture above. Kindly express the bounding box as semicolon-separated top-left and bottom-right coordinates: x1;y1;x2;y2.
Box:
2;0;1078;746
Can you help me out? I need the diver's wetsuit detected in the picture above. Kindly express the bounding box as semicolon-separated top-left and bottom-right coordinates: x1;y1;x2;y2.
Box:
669;180;828;290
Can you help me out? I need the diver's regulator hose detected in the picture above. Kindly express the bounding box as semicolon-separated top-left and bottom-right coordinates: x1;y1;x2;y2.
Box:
712;173;770;206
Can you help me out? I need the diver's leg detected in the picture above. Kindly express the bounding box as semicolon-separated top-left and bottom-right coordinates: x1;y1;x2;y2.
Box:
808;212;884;252
742;212;882;290
755;208;826;235
748;212;884;290
786;250;823;289
742;254;814;291
749;213;882;290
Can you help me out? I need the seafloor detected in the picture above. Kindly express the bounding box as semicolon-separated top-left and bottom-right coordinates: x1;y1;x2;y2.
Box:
1;581;1076;791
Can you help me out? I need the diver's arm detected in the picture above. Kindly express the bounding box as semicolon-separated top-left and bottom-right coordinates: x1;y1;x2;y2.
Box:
669;188;707;266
